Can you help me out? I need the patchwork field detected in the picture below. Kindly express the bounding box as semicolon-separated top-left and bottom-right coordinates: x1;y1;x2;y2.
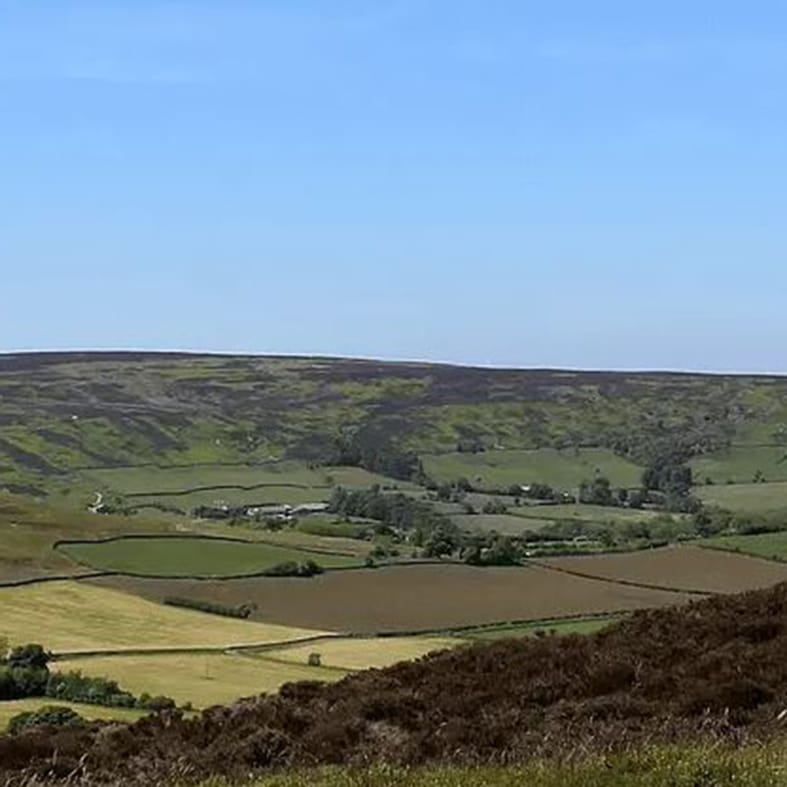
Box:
262;636;458;671
54;652;344;708
461;615;623;641
702;531;787;561
422;448;644;489
0;492;177;582
57;536;360;577
92;564;694;634
691;446;787;485
0;699;147;732
695;481;787;513
452;513;553;535
541;545;787;594
509;504;676;526
0;581;327;653
85;463;402;495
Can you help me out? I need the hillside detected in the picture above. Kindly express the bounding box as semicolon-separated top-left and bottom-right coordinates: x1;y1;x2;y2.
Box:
2;351;787;495
2;581;786;784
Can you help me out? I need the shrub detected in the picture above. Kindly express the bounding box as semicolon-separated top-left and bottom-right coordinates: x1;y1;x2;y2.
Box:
263;561;324;578
7;644;49;670
163;597;256;619
8;705;85;735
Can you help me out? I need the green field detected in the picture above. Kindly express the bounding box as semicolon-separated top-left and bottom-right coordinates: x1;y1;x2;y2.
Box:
0;698;147;732
422;449;644;490
86;463;411;498
691;445;787;484
696;481;787;513
509;503;676;526
0;580;327;653
460;615;623;641
452;513;553;535
137;486;330;510
701;531;787;561
57;536;361;577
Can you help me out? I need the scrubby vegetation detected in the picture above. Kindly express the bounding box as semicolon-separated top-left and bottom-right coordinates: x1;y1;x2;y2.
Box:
163;597;257;619
0;643;176;713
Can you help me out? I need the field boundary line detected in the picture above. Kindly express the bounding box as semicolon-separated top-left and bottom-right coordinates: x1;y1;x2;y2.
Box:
526;558;714;597
50;633;347;661
696;541;787;565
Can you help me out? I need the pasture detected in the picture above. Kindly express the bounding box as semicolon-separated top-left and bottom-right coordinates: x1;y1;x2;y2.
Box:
422;448;644;490
57;535;360;577
460;615;623;640
452;513;553;535
702;531;787;561
541;545;787;594
0;491;175;582
54;652;344;708
696;481;787;513
92;564;693;634
691;445;787;484
85;463;411;498
0;581;327;653
262;636;458;671
0;699;147;732
509;504;674;526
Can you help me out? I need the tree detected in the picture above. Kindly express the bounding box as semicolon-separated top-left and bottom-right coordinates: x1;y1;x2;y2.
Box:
8;644;49;670
579;476;614;506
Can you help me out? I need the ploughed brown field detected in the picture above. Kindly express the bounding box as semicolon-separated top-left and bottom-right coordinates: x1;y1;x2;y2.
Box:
540;545;787;594
88;564;694;633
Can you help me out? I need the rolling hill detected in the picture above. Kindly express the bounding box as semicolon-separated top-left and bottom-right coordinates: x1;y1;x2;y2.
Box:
2;351;787;496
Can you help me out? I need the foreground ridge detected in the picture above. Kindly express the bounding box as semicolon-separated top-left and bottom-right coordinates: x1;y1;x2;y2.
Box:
1;582;786;784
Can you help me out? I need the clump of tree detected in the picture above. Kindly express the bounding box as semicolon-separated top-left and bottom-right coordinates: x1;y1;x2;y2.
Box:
463;535;522;566
8;705;85;735
163;597;256;619
330;429;424;482
262;560;324;578
579;476;615;506
641;455;700;513
0;644;176;711
0;645;50;700
329;486;457;541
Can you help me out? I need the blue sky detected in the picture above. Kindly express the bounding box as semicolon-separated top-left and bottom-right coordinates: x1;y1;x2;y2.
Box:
1;1;785;371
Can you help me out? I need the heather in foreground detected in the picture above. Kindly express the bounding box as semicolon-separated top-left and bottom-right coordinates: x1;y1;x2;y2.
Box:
197;744;787;787
2;583;787;785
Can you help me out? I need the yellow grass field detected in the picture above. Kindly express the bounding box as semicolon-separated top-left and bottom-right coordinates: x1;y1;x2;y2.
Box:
56;652;346;708
0;698;147;731
264;636;459;671
0;581;330;653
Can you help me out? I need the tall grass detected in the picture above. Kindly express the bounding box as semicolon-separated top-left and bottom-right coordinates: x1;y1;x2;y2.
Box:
194;743;787;786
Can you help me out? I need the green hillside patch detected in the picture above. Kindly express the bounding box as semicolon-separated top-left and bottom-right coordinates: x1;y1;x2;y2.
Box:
509;503;675;526
696;481;787;514
691;445;787;484
702;531;787;562
461;615;623;640
452;513;553;535
422;448;643;490
56;536;360;578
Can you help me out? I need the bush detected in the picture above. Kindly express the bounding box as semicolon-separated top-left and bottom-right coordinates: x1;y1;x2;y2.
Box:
0;666;49;700
7;644;49;670
163;597;256;619
8;705;85;735
263;560;324;578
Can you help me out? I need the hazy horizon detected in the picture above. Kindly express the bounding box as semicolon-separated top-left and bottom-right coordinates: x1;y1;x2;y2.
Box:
2;1;785;372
